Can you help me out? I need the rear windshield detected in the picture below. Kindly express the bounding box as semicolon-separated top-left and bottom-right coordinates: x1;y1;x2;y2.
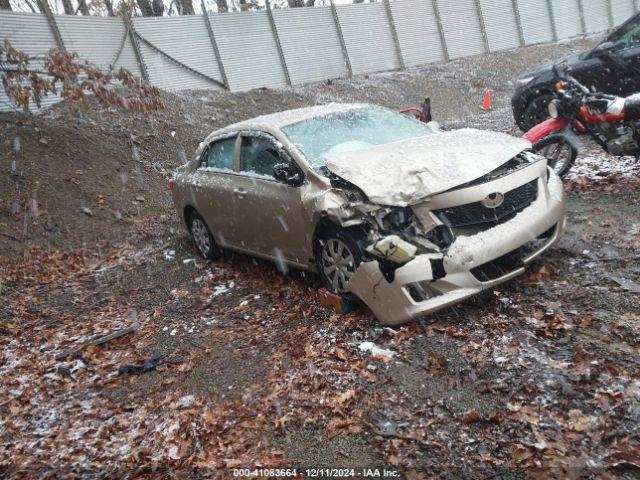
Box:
281;106;435;168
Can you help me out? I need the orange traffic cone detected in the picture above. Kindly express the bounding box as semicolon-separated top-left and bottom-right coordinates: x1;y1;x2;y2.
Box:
481;89;492;111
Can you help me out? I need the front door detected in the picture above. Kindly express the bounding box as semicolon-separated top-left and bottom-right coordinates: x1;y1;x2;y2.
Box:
231;132;310;266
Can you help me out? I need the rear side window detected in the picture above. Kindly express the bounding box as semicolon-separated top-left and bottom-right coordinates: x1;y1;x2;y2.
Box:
203;137;236;171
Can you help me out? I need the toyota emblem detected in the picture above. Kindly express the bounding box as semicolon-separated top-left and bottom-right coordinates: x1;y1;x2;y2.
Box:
481;192;505;209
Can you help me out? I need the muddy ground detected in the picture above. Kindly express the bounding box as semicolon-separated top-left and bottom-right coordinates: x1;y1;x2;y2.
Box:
2;37;640;478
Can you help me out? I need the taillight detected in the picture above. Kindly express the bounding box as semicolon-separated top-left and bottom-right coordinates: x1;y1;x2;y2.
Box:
169;179;174;190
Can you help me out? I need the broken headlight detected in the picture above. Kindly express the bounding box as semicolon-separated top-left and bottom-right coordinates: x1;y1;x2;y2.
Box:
424;224;455;249
381;207;413;231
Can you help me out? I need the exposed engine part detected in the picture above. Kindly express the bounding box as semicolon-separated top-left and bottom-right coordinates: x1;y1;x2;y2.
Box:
366;235;417;264
422;224;455;249
605;125;638;155
381;207;413;230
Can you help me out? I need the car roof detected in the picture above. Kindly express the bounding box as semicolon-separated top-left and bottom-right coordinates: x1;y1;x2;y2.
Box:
215;102;369;133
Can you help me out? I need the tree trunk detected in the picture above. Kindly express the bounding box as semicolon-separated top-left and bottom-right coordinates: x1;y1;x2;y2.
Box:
137;0;154;16
60;0;74;14
181;0;194;14
0;0;12;11
287;0;304;6
152;0;164;15
215;0;227;11
104;0;115;16
77;0;90;15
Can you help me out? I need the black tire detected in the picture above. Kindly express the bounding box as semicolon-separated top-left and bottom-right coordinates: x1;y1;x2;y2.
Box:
188;210;221;260
519;93;554;132
314;227;365;294
532;133;578;178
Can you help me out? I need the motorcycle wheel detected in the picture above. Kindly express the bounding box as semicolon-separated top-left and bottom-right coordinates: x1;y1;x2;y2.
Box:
532;134;578;178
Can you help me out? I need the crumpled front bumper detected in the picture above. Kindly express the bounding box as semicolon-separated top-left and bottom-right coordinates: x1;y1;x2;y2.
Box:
346;170;566;326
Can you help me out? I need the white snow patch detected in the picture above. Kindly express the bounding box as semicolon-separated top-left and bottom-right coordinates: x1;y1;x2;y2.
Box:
213;281;234;296
359;341;397;360
566;151;640;182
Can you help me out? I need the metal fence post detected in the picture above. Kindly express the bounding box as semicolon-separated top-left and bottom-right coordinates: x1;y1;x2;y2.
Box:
545;0;558;41
330;0;353;78
511;0;525;47
36;0;66;52
265;0;292;87
431;0;449;61
383;0;405;69
200;0;229;90
606;0;615;29
122;9;149;82
473;0;490;53
577;0;587;34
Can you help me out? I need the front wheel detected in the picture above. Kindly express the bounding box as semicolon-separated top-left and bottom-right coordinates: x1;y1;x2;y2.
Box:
532;133;578;178
314;228;364;294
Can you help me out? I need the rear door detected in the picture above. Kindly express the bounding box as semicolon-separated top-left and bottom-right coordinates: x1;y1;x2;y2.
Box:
190;134;243;248
231;132;310;265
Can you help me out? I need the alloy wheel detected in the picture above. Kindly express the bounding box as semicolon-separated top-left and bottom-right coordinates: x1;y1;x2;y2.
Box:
321;238;357;293
191;218;211;257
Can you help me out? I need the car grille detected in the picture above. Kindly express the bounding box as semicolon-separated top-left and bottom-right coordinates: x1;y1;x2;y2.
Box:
434;180;538;229
470;225;556;282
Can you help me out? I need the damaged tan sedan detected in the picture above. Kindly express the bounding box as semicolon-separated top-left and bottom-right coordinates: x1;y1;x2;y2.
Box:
171;104;566;325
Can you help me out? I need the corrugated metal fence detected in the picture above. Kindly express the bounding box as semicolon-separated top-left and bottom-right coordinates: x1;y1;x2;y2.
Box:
1;0;638;111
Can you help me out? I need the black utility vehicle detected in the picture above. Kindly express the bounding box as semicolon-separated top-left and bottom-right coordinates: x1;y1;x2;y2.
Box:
512;12;640;131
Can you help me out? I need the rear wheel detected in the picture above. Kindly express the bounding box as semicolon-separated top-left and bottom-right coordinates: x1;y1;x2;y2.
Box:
314;228;364;294
520;94;554;131
532;133;578;178
188;211;220;260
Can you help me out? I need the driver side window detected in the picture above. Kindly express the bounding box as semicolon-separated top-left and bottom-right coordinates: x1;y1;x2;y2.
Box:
240;135;288;179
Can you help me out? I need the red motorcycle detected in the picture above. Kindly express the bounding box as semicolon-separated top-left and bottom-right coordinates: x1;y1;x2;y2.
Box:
524;63;640;177
400;97;433;124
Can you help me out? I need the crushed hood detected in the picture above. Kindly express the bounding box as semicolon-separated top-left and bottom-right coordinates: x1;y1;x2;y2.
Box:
324;128;532;206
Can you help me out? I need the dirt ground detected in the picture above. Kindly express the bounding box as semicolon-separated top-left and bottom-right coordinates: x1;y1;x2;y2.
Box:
2;37;640;478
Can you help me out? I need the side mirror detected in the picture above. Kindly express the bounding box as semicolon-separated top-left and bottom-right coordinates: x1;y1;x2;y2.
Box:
593;41;616;57
273;163;302;186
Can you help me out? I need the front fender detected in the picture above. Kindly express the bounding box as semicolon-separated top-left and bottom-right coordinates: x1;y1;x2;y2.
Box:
523;118;570;144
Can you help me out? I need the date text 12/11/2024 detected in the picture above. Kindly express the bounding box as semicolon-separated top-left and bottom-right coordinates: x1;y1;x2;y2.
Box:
232;468;401;477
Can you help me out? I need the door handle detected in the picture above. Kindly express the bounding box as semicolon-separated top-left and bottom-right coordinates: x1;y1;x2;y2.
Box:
233;188;245;198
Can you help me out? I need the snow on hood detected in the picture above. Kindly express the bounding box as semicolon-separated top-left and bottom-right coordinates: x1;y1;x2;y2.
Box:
324;128;532;206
